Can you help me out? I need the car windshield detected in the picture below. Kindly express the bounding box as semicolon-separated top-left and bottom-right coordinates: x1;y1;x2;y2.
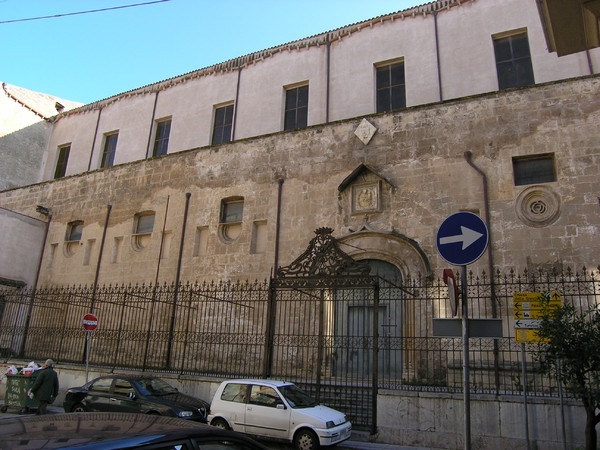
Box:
136;378;178;396
279;385;318;408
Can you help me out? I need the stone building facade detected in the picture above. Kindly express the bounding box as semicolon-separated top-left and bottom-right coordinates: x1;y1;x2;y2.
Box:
0;75;598;288
0;0;598;287
0;3;598;447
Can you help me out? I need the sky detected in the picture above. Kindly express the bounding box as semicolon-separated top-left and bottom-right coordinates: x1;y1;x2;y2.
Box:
1;0;421;104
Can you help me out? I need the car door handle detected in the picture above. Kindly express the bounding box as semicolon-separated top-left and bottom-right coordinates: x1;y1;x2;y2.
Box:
110;398;117;401
247;407;253;411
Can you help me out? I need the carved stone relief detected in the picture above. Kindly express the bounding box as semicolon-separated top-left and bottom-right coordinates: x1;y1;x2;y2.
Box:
515;186;561;227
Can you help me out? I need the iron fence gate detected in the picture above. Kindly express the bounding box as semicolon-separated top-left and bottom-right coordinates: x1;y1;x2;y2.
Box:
0;225;598;432
268;277;382;431
267;227;386;430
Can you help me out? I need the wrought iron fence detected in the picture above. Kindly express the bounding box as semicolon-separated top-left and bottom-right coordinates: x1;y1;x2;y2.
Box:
0;266;598;426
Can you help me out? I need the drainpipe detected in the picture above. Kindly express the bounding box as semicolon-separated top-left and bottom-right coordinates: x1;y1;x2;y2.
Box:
464;151;501;395
433;10;443;101
232;68;242;140
585;49;595;75
274;178;284;273
154;195;170;285
174;193;191;289
32;211;52;292
19;211;52;356
166;192;191;368
463;152;496;306
91;204;112;312
145;91;160;158
264;179;284;377
145;196;171;368
87;108;103;171
326;36;331;123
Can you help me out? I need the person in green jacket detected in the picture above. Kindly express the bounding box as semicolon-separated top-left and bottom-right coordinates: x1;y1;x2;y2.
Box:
28;359;59;415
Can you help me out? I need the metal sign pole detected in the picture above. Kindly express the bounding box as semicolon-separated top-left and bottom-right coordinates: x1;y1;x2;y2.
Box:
436;212;488;450
461;265;471;450
557;359;567;450
520;343;531;450
85;332;91;383
82;313;98;383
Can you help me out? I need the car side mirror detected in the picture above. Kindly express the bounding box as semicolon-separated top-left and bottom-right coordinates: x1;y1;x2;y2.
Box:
276;404;286;410
128;392;137;400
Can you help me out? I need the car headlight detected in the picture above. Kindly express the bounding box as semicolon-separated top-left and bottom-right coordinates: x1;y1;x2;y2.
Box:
178;411;193;418
326;421;335;429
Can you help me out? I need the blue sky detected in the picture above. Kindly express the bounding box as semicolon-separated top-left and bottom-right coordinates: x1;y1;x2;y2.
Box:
1;0;420;104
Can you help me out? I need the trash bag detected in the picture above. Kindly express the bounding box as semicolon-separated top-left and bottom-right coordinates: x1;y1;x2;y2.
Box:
21;362;40;376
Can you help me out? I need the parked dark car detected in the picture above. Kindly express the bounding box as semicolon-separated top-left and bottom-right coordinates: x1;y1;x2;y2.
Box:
63;375;210;422
0;411;268;449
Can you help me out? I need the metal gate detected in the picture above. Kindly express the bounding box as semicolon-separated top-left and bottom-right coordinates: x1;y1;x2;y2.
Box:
266;227;383;431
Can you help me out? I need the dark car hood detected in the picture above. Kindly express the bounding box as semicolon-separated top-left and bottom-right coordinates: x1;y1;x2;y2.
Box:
0;412;267;449
148;392;209;410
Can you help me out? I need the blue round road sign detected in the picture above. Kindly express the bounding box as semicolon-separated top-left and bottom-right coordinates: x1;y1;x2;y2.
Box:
436;212;489;266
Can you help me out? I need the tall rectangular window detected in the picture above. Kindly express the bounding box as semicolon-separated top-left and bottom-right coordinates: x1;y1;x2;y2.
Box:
376;61;406;113
212;104;234;145
153;119;171;157
101;133;118;168
284;84;308;131
513;154;556;185
493;32;535;90
54;145;70;179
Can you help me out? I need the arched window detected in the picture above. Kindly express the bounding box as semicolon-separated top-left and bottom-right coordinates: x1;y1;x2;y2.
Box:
220;197;244;224
134;211;155;234
65;221;84;241
218;197;244;243
132;211;155;251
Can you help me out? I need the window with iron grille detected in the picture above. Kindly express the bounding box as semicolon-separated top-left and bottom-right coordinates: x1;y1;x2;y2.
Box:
493;32;535;90
153;119;171;157
376;61;406;113
101;132;118;168
284;84;308;131
212;104;234;145
513;153;556;185
54;145;70;179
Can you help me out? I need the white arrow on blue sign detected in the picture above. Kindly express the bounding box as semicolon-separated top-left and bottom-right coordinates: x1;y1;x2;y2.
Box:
436;212;489;266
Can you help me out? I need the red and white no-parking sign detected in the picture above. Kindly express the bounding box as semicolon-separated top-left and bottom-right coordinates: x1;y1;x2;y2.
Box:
82;313;98;331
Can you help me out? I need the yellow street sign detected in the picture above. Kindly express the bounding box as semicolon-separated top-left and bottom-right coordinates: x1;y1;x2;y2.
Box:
513;292;561;315
513;292;561;343
515;328;549;343
513;309;550;319
513;292;561;309
513;302;561;311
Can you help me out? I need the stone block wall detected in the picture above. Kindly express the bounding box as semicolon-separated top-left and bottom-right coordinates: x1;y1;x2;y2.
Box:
0;75;598;288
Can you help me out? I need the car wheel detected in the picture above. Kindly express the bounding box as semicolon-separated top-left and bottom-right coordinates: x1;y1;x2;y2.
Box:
71;403;86;413
294;428;320;450
211;418;231;430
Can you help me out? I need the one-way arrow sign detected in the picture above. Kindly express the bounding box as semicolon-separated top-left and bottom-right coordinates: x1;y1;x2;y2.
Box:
436;212;489;266
439;226;484;250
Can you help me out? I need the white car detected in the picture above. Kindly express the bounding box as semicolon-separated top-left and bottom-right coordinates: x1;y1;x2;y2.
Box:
208;379;352;449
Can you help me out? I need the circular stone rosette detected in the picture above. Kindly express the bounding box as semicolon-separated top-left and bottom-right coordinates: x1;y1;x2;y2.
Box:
515;186;561;227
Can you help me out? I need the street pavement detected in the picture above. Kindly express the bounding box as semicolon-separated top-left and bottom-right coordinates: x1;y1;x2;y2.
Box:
0;404;436;449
